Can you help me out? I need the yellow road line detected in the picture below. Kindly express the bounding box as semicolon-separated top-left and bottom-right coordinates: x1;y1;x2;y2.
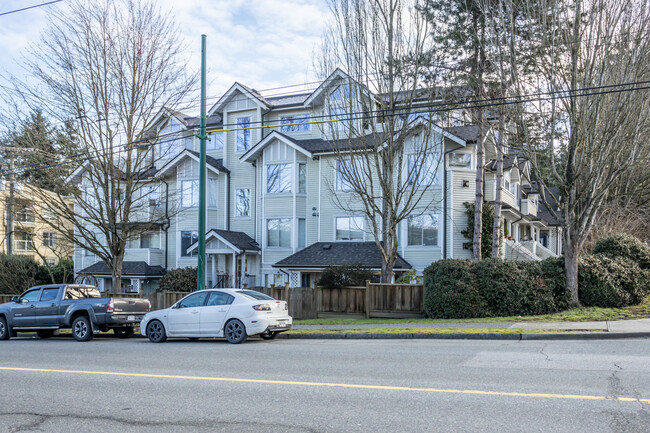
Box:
1;366;648;404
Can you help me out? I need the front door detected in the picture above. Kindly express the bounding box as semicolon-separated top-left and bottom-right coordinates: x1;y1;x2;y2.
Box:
167;292;208;335
200;291;234;335
12;288;42;326
33;286;61;326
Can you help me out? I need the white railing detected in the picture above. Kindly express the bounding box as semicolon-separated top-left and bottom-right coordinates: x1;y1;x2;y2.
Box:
505;239;541;261
520;199;538;217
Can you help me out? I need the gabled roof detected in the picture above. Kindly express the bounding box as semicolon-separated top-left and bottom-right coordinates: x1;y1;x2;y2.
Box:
209;82;272;115
303;68;375;107
265;92;311;108
78;261;166;277
156;149;228;178
273;242;411;270
239;130;314;163
443;125;480;144
186;229;260;255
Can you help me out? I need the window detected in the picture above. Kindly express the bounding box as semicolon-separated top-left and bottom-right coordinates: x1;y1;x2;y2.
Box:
140;233;160;249
448;152;472;169
407;154;439;185
329;84;354;100
236;117;251;151
180;231;198;257
43;206;56;221
140;185;160;208
19;290;41;303
206;291;234;306
301;273;311;288
42;232;57;248
236;188;250;217
181;180;199;208
184;135;194;151
407;215;439;246
330;105;352;130
280;114;311;132
267;219;291;248
336;216;364;241
298;164;307;194
45;258;56;267
509;181;518;196
40;288;59;302
65;286;101;299
209;131;224;150
298;218;306;248
336;159;363;191
267;164;291;193
208;178;218;208
159;118;182;159
176;292;208;308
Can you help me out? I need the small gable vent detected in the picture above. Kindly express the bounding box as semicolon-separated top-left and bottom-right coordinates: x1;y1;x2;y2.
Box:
322;244;332;250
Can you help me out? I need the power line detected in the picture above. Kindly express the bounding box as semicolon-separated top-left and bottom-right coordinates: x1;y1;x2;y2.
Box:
2;79;648;179
0;0;63;17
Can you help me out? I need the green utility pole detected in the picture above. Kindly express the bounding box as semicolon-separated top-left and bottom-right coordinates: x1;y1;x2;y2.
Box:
197;34;207;291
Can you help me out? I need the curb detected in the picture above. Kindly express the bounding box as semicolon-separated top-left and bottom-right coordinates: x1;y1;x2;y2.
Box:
278;332;650;341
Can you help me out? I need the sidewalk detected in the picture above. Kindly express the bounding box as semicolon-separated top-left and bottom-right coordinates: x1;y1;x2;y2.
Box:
283;318;650;340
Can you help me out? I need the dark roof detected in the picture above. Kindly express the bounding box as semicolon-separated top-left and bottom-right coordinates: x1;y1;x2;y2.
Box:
443;125;480;144
522;184;539;194
486;154;517;171
78;261;166;277
276;132;382;154
274;242;411;270
187;151;230;174
266;92;311;107
537;187;561;226
211;229;260;252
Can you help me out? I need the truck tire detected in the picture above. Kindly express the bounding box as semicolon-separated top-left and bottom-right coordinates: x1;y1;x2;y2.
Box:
72;316;94;342
114;327;134;338
37;330;55;339
0;317;9;340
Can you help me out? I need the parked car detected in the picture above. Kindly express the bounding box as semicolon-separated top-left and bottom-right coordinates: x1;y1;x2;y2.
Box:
141;289;292;344
0;284;151;342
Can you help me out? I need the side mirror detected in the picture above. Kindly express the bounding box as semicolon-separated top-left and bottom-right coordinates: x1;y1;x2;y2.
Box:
11;296;19;303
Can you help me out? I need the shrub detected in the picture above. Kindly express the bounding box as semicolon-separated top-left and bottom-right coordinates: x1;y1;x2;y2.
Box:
158;267;196;292
539;257;571;310
423;260;486;319
461;201;497;259
592;233;650;269
577;255;648;308
317;263;375;289
0;254;40;295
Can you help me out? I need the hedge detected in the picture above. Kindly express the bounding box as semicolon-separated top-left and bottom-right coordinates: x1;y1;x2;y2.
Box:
578;255;650;308
158;267;197;292
592;233;650;270
317;263;375;289
0;254;74;295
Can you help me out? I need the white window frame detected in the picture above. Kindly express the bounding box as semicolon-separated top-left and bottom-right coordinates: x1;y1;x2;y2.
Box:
280;114;311;132
335;216;365;241
235;188;251;217
266;163;292;194
236;117;251;152
180;230;198;257
180;179;199;208
447;152;473;170
42;232;57;248
266;218;291;248
407;214;440;247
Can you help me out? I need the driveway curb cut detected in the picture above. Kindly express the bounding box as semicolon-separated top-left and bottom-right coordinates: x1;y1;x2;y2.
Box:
279;332;650;341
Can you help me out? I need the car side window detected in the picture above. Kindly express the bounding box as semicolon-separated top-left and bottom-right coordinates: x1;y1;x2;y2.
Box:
40;288;59;302
206;292;234;306
177;292;208;308
19;290;41;303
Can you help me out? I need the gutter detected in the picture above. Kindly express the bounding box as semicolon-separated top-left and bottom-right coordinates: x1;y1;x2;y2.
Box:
161;178;170;269
226;171;231;230
442;144;465;259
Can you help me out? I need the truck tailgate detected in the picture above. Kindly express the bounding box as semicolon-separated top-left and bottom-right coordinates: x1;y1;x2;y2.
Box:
112;298;150;315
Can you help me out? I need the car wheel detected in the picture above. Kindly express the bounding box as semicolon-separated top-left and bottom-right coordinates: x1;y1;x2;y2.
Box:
37;330;55;339
260;331;279;340
114;328;134;338
146;320;167;343
224;319;247;344
72;316;94;342
0;317;9;340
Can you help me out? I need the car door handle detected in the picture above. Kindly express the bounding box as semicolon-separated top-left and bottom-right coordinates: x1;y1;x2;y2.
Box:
29;305;35;308
191;310;199;314
218;309;228;312
51;303;57;307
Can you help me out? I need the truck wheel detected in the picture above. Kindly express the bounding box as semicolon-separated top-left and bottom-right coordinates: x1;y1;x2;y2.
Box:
72;316;94;342
146;320;167;343
114;328;134;338
224;319;247;344
0;317;9;340
37;330;55;339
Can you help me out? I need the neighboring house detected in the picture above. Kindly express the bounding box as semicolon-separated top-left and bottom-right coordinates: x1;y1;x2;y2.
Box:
0;181;74;266
72;69;563;292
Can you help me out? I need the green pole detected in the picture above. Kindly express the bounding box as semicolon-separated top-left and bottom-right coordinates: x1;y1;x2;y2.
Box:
197;34;207;291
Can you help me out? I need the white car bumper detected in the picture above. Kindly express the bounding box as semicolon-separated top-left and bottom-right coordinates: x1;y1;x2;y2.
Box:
245;315;293;335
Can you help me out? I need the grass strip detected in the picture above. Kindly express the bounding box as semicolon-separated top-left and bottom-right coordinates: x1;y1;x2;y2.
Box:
287;327;598;335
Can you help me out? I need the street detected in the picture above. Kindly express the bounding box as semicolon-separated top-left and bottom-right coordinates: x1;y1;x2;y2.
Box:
0;335;649;432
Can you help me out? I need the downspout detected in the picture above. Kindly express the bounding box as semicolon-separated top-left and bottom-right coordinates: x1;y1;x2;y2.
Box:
442;144;465;259
161;178;170;269
226;171;231;231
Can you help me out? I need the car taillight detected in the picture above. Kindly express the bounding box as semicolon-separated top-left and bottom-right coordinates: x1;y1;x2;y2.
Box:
252;304;271;311
106;298;114;313
285;303;288;310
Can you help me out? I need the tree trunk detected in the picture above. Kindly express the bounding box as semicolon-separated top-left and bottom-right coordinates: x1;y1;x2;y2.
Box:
564;241;581;308
473;113;485;261
492;113;504;258
111;254;124;294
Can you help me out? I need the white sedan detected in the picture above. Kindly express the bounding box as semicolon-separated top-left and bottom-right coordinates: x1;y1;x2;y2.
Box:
140;289;292;344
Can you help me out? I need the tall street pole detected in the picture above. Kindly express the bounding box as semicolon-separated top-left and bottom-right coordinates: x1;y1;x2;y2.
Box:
6;153;15;255
197;34;207;291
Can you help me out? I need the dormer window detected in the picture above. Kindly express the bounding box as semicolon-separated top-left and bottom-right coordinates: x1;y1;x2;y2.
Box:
280;114;310;132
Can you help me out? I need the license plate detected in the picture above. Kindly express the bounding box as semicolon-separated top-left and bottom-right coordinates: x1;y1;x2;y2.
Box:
127;315;135;321
276;321;287;327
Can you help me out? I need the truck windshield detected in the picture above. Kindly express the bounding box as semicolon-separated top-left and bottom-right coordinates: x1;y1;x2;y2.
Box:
65;286;101;299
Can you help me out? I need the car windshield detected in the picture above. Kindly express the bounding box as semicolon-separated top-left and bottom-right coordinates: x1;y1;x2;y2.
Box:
237;290;275;301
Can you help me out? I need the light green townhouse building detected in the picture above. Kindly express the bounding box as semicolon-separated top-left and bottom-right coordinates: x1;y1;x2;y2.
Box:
73;69;562;293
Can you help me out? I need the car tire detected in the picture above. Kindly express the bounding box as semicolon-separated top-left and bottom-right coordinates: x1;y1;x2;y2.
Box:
224;319;247;344
114;328;134;338
146;320;167;343
72;316;94;342
260;331;279;340
0;317;10;340
37;330;55;339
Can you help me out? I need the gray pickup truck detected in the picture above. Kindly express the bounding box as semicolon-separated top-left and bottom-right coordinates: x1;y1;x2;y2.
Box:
0;284;151;341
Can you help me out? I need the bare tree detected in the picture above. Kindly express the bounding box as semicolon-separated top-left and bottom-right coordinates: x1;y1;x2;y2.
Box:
317;0;442;282
490;0;650;306
3;0;196;292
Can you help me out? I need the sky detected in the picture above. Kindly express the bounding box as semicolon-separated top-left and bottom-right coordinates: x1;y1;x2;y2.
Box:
0;0;331;116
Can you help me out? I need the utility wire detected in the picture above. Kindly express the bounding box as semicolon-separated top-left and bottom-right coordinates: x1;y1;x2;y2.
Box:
0;0;63;17
2;79;648;178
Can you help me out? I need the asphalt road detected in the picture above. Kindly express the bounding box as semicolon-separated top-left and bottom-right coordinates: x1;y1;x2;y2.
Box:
0;335;649;432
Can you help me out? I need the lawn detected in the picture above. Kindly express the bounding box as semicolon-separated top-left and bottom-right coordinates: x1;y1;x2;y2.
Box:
287;327;597;335
294;298;650;326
